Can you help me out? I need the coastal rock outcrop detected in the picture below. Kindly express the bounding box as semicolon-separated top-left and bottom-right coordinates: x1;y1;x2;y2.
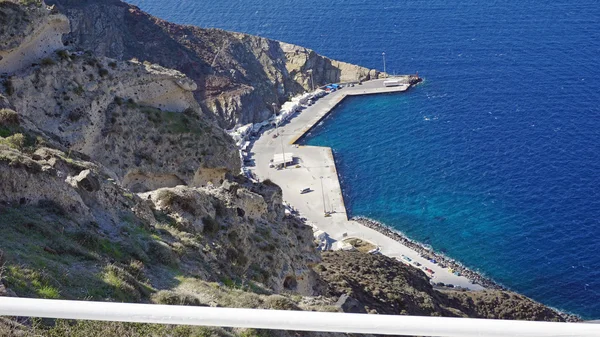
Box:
2;1;239;191
47;0;384;127
280;42;380;87
4;51;239;190
0;1;69;74
316;251;566;321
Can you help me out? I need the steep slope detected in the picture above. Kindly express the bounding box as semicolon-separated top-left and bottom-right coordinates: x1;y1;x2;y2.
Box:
5;52;239;190
0;0;69;73
47;0;383;127
1;1;240;190
0;138;320;300
0;143;336;336
1;1;318;302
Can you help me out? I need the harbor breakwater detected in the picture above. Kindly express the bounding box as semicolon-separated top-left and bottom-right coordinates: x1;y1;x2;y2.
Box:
352;216;508;290
352;216;581;321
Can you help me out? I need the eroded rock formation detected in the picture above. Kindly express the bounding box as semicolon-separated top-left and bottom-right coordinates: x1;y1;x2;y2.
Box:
0;1;69;73
47;0;383;127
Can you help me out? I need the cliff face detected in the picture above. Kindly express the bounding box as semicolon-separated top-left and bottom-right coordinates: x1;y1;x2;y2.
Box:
5;52;239;190
46;0;382;127
0;1;69;73
1;1;240;191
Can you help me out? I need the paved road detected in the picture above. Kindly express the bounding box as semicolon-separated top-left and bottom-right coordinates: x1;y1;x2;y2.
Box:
248;79;484;290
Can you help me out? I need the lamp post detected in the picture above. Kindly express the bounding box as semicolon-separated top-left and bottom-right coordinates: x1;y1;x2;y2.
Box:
272;103;279;136
382;52;386;77
320;176;326;215
280;127;286;169
272;103;286;169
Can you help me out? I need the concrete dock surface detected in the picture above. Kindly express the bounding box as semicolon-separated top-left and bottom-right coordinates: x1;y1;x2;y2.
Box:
249;78;484;290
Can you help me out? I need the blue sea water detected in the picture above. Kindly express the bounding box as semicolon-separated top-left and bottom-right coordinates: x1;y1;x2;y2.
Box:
127;0;600;318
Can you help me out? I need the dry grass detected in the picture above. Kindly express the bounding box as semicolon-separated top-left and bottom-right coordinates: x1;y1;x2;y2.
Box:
1;319;235;337
342;238;376;253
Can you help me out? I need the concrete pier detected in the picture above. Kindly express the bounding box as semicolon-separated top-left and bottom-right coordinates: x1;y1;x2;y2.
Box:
250;78;484;290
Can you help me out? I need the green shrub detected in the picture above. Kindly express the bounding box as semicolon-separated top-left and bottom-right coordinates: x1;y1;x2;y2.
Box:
102;266;141;302
0;133;25;150
4;265;59;299
73;85;84;96
202;216;220;235
263;295;300;311
98;239;125;261
0;109;18;127
127;260;145;279
56;49;70;61
126;98;137;109
40;57;56;66
153;290;203;306
0;127;11;138
2;79;14;96
146;240;177;266
239;328;272;337
71;230;100;250
27;319;232;337
37;285;60;299
156;189;177;206
98;68;109;77
262;179;277;187
226;247;248;266
102;264;153;302
214;202;227;217
18;0;43;7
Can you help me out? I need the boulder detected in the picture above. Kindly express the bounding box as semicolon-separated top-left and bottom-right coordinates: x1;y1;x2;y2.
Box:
71;169;100;192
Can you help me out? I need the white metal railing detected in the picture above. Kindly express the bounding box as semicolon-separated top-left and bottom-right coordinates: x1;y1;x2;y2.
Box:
0;297;597;337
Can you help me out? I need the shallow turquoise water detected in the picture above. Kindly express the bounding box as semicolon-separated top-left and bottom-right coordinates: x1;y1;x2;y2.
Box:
128;0;600;318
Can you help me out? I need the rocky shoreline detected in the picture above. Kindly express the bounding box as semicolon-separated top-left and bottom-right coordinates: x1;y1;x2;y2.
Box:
352;216;582;322
351;216;504;290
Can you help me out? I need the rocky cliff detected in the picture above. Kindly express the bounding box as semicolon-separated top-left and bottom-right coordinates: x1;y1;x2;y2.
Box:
316;251;565;321
5;52;239;190
47;0;383;127
0;0;69;73
1;0;240;190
